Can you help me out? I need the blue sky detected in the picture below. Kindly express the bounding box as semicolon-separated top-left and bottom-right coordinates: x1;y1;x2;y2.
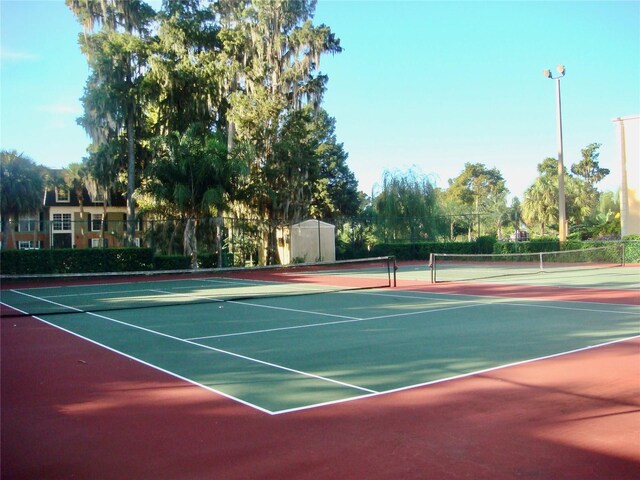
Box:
2;0;639;201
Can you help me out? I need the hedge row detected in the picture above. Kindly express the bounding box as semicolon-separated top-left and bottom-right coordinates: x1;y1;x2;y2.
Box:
0;248;155;275
0;248;235;275
347;239;640;264
2;240;639;275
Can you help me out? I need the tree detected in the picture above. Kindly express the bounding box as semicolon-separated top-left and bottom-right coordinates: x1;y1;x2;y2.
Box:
0;150;44;249
67;0;155;245
62;162;89;235
310;110;359;221
525;154;602;235
507;197;524;234
219;0;342;263
374;169;439;243
522;158;563;236
571;143;610;186
566;177;598;225
446;163;508;238
435;188;469;241
144;124;246;265
147;0;222;136
85;142;123;245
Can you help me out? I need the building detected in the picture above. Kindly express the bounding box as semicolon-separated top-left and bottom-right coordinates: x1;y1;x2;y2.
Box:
276;219;336;264
614;115;640;237
1;183;144;250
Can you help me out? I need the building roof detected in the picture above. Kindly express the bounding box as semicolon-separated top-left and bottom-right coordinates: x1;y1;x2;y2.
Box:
43;188;127;208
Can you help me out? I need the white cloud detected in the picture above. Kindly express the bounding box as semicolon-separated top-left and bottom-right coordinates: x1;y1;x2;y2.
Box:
38;103;82;115
0;49;38;61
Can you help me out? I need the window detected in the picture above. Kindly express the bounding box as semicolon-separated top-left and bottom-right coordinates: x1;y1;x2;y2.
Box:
56;188;70;203
91;213;103;232
52;213;71;231
17;240;39;249
18;215;37;232
91;238;108;248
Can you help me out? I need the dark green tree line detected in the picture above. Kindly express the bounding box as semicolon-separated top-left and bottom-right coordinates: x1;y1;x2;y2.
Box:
66;0;358;263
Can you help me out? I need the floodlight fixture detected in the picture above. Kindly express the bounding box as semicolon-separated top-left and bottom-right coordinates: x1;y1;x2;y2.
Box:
544;65;565;80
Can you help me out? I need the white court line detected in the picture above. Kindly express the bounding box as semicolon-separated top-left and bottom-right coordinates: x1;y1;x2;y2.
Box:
186;301;488;341
39;288;161;299
394;285;640;308
271;333;640;415
2;300;272;414
5;288;639;416
186;288;638;341
147;289;363;321
8;290;378;397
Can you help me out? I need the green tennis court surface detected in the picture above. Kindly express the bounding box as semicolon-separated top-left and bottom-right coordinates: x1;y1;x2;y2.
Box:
2;269;639;414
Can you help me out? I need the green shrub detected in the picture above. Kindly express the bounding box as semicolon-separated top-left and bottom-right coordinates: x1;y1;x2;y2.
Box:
0;248;155;275
475;236;496;254
153;255;190;270
623;241;640;264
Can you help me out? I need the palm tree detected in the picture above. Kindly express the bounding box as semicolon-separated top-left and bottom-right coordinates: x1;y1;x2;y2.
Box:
85;143;120;246
145;124;246;266
522;178;557;236
1;150;44;249
63;162;89;235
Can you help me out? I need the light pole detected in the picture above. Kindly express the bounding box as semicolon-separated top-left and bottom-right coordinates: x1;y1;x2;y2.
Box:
544;65;567;242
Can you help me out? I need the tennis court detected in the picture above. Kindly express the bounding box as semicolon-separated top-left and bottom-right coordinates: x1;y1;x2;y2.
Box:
2;253;639;478
2;255;638;414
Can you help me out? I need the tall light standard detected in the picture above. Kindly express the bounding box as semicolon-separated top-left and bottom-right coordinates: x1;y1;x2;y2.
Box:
544;65;567;242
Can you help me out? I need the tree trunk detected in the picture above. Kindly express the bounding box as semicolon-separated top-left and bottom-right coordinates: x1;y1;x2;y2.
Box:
126;107;136;247
216;216;223;268
183;217;198;268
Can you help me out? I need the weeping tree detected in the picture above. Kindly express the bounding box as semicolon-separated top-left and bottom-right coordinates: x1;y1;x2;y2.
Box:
219;0;343;263
141;0;250;265
374;169;439;243
67;0;155;245
147;0;222;136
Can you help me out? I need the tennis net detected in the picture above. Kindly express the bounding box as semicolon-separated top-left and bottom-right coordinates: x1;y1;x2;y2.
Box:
430;245;625;283
1;256;397;318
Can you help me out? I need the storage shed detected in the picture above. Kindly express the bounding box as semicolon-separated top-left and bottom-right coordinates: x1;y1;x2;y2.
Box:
277;219;336;264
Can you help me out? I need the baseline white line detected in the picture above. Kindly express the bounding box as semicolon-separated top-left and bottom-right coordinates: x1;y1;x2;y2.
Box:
9;290;376;396
271;333;640;415
2;301;273;414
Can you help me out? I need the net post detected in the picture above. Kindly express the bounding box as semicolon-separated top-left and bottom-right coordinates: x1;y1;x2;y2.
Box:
392;256;397;287
539;252;544;272
429;253;435;283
